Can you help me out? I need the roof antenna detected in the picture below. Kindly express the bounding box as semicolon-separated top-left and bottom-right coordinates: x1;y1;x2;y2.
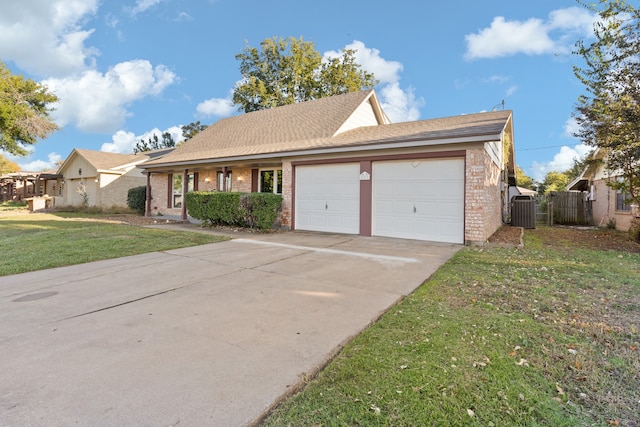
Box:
492;100;505;111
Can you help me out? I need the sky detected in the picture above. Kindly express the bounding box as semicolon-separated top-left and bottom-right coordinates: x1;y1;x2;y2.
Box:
0;0;601;181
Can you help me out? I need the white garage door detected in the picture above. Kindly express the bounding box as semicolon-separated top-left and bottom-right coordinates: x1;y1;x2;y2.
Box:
373;159;464;243
295;163;360;234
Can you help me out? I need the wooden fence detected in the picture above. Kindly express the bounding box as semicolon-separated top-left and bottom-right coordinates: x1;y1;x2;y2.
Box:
535;192;592;226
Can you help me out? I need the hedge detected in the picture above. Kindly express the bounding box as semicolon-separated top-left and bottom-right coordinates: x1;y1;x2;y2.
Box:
186;191;282;230
127;186;147;214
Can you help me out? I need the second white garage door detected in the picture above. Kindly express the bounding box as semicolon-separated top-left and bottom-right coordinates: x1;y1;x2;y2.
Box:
373;159;464;243
295;163;360;234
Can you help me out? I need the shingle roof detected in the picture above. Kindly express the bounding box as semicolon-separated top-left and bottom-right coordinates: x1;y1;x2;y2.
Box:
72;149;148;170
143;90;512;168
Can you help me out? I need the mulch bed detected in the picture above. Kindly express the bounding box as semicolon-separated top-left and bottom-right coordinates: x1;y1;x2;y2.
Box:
488;224;640;253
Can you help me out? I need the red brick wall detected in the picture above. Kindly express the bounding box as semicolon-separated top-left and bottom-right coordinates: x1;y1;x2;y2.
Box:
465;148;504;243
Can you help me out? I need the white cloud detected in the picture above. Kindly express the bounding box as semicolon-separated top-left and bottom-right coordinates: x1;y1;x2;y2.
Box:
101;126;185;154
196;97;235;117
506;85;518;97
15;152;63;172
127;0;163;16
563;116;580;137
379;83;423;122
325;40;423;122
530;143;591;181
464;7;598;60
43;60;176;133
0;0;99;77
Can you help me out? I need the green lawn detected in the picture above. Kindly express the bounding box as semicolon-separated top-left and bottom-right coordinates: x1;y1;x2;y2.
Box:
262;229;640;426
0;211;227;276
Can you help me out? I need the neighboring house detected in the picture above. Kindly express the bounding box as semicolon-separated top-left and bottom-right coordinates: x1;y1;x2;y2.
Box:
567;148;639;231
142;90;516;244
0;171;61;203
508;186;537;201
56;148;173;208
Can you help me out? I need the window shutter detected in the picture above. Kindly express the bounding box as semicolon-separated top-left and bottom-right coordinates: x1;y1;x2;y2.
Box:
251;169;258;192
167;174;173;208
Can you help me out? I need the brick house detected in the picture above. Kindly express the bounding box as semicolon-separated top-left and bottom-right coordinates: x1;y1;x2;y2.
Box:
142;90;515;244
567;148;640;231
56;148;172;209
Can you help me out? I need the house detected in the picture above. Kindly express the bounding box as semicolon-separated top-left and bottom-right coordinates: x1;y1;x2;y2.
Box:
142;90;516;244
567;148;639;231
0;170;61;203
56;148;173;208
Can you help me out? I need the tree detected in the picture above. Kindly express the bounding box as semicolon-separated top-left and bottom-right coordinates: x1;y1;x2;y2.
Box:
515;166;535;190
573;1;640;207
134;132;176;153
181;121;207;141
0;60;59;156
539;171;571;195
232;36;378;113
0;153;20;174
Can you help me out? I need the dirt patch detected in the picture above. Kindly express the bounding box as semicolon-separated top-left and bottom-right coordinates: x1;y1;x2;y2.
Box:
488;224;640;253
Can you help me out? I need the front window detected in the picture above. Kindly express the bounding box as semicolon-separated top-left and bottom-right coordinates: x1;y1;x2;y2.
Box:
616;189;632;211
173;173;195;208
259;169;282;194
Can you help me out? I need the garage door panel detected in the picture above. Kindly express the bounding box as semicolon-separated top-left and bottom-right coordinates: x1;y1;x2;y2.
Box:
373;159;464;244
296;163;360;234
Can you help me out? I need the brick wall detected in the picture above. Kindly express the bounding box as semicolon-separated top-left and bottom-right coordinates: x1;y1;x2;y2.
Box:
280;161;292;229
465;148;503;243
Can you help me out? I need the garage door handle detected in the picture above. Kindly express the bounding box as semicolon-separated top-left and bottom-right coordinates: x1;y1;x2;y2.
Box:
413;206;416;213
325;202;328;210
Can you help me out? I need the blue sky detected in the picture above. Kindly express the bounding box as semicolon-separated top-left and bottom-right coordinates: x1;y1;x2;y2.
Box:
1;0;599;181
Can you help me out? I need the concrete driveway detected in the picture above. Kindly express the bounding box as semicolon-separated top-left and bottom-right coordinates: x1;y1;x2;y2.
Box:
0;230;460;426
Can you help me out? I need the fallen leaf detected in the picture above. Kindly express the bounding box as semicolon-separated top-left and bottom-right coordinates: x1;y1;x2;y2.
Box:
467;409;475;417
556;384;565;395
370;405;381;415
516;358;529;367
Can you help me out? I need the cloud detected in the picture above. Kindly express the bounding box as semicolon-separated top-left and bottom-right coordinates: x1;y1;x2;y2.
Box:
325;40;423;123
43;60;176;133
464;7;597;60
196;96;235;117
0;0;100;77
530;143;592;181
127;0;163;16
101;126;185;154
15;152;63;172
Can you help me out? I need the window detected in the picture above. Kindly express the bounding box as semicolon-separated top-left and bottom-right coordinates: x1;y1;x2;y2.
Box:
616;189;631;211
217;171;232;191
172;173;195;208
259;169;282;194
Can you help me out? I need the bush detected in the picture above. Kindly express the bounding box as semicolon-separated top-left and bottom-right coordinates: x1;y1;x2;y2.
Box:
127;186;148;214
186;191;282;230
630;217;640;242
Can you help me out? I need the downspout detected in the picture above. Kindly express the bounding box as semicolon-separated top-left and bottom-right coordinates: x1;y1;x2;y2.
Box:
181;168;188;221
145;172;151;217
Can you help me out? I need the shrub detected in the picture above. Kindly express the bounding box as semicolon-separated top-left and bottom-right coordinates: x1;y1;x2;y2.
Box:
240;193;283;229
186;191;282;230
127;186;148;214
629;217;640;242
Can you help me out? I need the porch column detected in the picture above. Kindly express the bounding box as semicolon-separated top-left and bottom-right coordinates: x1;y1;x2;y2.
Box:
222;166;228;192
181;168;188;221
145;172;151;217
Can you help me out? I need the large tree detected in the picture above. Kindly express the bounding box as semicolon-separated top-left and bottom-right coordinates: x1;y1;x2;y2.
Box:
573;1;640;206
0;60;59;156
232;36;378;112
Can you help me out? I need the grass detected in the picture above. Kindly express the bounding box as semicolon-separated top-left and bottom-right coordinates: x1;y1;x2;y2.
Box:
0;208;228;276
262;229;640;426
